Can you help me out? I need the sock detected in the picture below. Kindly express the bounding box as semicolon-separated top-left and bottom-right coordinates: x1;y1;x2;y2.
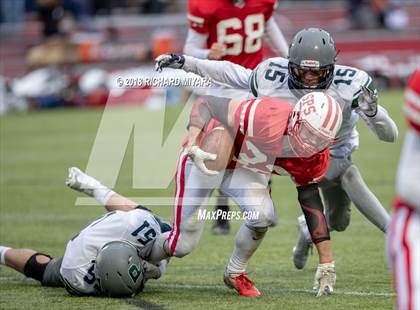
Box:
0;246;11;264
226;224;267;275
93;187;115;206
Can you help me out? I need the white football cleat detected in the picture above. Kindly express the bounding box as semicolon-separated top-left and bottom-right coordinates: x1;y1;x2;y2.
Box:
292;215;313;269
66;167;103;197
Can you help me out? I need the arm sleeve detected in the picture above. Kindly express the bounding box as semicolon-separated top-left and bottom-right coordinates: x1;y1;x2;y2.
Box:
183;55;252;89
356;105;398;142
297;184;330;244
183;29;210;59
264;17;289;57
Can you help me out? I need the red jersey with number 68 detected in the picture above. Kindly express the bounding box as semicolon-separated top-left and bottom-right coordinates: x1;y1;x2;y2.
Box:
230;97;330;185
187;0;277;69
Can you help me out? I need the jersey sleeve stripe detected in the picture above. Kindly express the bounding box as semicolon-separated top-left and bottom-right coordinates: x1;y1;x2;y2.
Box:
249;71;258;97
322;95;334;128
364;76;373;88
404;103;420;125
248;99;262;137
405;88;420;109
404;88;420;128
240;100;252;134
242;100;256;135
351;76;372;100
187;14;205;24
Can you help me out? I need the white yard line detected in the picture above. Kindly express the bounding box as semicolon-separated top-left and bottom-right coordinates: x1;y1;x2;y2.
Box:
0;277;395;297
148;283;395;297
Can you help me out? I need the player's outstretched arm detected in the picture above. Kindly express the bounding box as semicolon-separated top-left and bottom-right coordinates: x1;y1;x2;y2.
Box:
66;167;137;212
155;54;252;90
297;184;336;296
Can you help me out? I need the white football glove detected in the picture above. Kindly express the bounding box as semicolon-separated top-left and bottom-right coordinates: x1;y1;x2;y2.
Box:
358;85;378;117
155;54;185;72
313;261;336;297
187;145;219;176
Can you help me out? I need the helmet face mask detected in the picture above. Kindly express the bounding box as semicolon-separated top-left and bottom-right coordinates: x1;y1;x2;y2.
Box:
288;115;334;157
288;28;337;96
289;62;335;90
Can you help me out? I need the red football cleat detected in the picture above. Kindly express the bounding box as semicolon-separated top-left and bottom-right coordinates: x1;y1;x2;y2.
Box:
224;272;261;297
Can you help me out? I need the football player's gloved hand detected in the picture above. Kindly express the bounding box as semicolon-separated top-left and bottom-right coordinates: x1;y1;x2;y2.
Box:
313;261;336;297
155;54;185;72
187;145;219;176
358;85;378;117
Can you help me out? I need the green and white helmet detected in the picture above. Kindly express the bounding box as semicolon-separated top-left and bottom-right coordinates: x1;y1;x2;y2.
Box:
288;28;337;91
96;241;145;297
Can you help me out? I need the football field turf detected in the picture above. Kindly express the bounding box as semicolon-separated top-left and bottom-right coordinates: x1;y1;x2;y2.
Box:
0;90;404;309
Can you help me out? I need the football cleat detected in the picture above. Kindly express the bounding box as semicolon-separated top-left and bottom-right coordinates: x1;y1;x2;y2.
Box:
66;167;103;197
292;215;313;269
223;271;261;297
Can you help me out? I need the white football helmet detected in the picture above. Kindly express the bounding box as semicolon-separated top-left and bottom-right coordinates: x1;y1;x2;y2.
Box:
288;92;342;156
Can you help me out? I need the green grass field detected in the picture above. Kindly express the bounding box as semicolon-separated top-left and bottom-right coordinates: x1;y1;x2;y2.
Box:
0;90;405;310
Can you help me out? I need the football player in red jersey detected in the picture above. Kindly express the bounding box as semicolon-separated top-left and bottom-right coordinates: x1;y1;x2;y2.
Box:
184;0;288;234
185;0;288;67
148;92;342;297
387;69;420;310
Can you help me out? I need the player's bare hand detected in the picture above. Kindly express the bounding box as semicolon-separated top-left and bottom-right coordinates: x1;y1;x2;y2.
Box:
313;261;336;297
208;43;226;60
358;85;378;117
155;54;185;72
187;145;219;176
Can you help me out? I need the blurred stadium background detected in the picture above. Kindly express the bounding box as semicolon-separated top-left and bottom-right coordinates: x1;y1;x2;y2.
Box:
0;1;419;309
0;0;419;112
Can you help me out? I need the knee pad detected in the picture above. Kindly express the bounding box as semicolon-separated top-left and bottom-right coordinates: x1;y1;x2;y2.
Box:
23;253;52;282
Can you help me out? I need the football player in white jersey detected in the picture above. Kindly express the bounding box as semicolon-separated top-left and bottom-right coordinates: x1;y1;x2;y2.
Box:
155;27;398;269
0;167;170;297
